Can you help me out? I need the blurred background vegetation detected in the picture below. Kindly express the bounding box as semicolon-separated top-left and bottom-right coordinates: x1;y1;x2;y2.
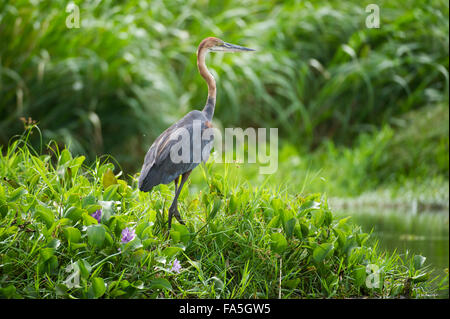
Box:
0;0;448;199
1;0;449;296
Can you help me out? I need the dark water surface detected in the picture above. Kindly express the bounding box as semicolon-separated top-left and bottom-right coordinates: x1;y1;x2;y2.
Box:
335;208;449;297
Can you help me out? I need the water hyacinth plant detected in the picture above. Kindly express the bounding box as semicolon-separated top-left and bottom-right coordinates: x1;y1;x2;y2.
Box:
121;227;136;244
0;133;446;299
171;259;182;274
92;210;102;224
0;0;448;302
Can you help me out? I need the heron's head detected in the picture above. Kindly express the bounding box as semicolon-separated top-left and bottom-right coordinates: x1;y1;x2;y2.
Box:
198;37;255;54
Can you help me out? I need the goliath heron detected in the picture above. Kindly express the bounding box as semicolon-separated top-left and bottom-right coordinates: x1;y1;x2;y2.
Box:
138;37;254;229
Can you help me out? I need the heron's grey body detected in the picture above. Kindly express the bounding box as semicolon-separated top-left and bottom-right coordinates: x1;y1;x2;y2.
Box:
138;100;214;192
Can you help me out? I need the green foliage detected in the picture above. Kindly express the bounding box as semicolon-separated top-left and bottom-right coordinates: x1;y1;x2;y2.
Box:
0;0;448;174
204;103;449;198
0;140;445;298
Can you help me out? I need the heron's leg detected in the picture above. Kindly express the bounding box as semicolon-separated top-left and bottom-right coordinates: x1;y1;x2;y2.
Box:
169;175;180;230
174;175;180;193
168;170;192;229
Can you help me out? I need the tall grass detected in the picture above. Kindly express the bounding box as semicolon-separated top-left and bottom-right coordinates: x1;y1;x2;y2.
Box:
1;0;448;174
0;129;446;298
188;103;449;199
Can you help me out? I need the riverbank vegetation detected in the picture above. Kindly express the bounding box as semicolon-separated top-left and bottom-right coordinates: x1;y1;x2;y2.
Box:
0;0;448;299
1;0;448;183
0;132;446;298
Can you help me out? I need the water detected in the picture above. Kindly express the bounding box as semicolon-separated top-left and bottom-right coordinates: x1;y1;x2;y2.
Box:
335;207;449;297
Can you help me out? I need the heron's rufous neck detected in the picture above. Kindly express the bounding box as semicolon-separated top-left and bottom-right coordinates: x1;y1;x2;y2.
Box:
197;45;216;120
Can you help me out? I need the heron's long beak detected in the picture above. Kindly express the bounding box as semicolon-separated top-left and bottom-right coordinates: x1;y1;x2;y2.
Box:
212;42;255;52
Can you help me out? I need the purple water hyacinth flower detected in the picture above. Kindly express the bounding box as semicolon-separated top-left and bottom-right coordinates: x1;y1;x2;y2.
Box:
91;209;102;223
171;258;182;273
121;227;136;244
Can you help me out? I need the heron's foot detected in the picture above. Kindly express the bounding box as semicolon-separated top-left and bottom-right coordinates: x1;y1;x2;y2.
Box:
174;210;185;225
168;205;185;229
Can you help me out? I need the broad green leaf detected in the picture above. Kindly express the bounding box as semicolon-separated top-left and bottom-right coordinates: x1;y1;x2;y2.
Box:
40;248;55;262
146;210;157;223
229;194;239;212
172;224;190;245
132;280;145;290
117;179;128;194
70;156;85;177
66;194;81;207
36;206;55;228
91;277;106;298
170;230;181;243
353;265;366;287
40;255;58;274
333;228;346;248
284;278;301;289
271;198;283;213
82;212;99;226
103;184;119;201
313;243;334;263
0;285;17;298
46;238;61;249
110;289;126;298
38;247;58;274
63;227;81;243
64;207;84;222
337;216;352;231
55;284;69;297
300;223;309;237
108;215;126;237
267;215;280;228
82;194;97;208
136;223;153;240
293;224;303;239
323;210;333;226
87;225;106;247
143;238;158;249
298;199;320;215
105;231;114;246
59;149;72;166
120;280;130;289
123;237;143;251
85;204;102;215
149;278;172;291
70;242;87;250
284;218;296;237
78;259;92;280
162;246;184;258
102;169;118;189
270;233;288;254
313;210;324;227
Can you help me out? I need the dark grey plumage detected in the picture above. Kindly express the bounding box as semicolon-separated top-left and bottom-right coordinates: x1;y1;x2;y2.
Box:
138;107;214;192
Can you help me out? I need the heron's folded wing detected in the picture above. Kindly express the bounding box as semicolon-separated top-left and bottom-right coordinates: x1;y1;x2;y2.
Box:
153;125;195;166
